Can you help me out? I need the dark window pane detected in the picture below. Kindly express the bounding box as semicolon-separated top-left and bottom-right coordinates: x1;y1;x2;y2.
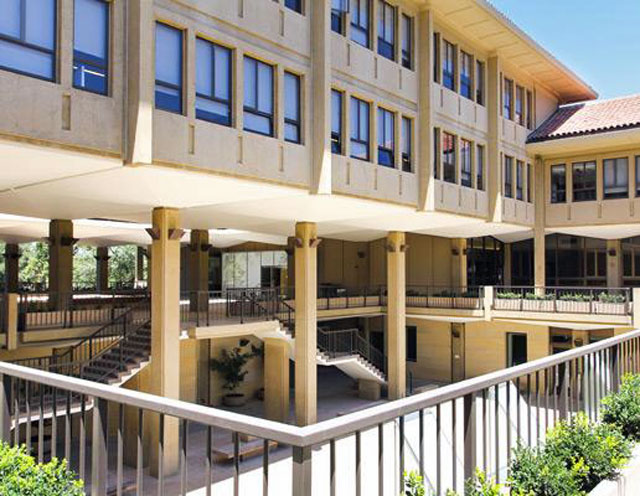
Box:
572;161;596;202
350;97;370;161
331;89;343;154
461;139;472;187
551;164;566;203
351;0;369;47
504;156;513;198
284;0;302;13
508;334;527;367
155;23;183;113
196;38;232;126
73;0;108;93
442;132;456;183
284;72;301;143
604;158;629;199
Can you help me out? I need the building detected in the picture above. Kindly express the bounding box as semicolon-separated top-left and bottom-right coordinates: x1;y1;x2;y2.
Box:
0;0;639;489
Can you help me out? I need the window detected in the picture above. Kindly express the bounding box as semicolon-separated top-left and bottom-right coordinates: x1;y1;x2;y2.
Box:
636;157;640;197
401;14;413;70
516;160;524;200
433;127;440;179
285;0;302;13
442;132;456;184
155;23;183;114
460;51;472;99
331;90;343;154
476;145;484;190
350;97;370;161
331;0;349;34
460;139;472;187
476;60;485;105
406;326;417;362
527;163;532;202
377;107;395;167
572;161;596;202
503;78;513;119
401;117;412;172
283;72;302;143
0;0;56;80
351;0;370;48
73;0;108;94
504;155;513;198
433;33;440;84
551;164;566;203
195;38;232;126
442;40;455;91
526;90;533;129
377;1;395;60
604;158;629;199
507;334;527;367
515;86;524;126
243;57;274;136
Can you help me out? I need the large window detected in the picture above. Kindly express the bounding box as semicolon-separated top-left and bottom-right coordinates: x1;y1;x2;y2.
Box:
284;72;301;143
243;56;274;136
351;0;370;48
377;0;395;60
476;60;484;105
504;156;513;198
284;0;302;13
0;0;57;80
515;86;524;126
507;334;527;367
460;51;472;99
73;0;108;94
406;326;417;362
401;14;413;70
442;132;456;184
572;161;596;202
350;96;370;161
377;107;395;168
331;89;343;154
460;139;472;187
442;40;455;91
195;38;231;126
155;23;183;114
604;157;629;199
503;78;513;119
550;164;566;203
401;117;412;172
476;144;484;190
331;0;349;34
516;160;524;200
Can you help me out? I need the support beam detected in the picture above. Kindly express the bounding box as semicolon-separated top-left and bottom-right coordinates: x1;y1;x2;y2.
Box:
4;244;20;293
606;239;623;288
417;8;435;211
264;338;290;423
95;247;110;292
148;208;182;477
386;231;406;400
48;220;75;308
295;222;318;426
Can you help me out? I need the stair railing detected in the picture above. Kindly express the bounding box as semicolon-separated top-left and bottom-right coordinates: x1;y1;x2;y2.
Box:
317;328;386;377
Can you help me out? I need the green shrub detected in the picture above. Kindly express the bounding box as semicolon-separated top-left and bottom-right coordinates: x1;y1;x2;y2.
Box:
496;291;521;300
402;470;425;496
597;292;627;304
602;374;640;441
523;292;553;301
0;442;84;495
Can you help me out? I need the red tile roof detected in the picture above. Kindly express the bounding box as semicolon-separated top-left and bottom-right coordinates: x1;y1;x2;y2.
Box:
528;94;640;143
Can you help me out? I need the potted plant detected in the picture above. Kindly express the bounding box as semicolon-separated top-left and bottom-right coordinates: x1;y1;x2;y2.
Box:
210;340;262;407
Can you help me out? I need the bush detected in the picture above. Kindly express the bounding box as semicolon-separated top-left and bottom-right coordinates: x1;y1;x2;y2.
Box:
0;442;84;495
602;374;640;441
402;470;425;496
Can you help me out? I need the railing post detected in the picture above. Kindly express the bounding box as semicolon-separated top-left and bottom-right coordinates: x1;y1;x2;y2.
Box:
463;393;477;483
0;374;11;443
559;362;569;420
483;286;493;321
6;293;18;350
292;446;313;496
632;288;640;325
610;344;620;393
91;397;108;496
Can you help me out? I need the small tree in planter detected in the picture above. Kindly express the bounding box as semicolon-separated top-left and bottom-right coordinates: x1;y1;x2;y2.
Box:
211;340;262;407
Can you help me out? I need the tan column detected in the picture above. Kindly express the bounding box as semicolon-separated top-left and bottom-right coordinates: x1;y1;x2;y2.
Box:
148;208;182;477
503;243;512;286
264;338;290;423
4;244;20;293
136;246;145;286
534;156;546;290
386;232;406;400
451;239;468;289
189;230;210;312
606;240;623;288
95;246;110;291
294;222;319;426
48;220;75;308
487;56;503;223
417;9;435;211
146;245;152;290
287;237;296;294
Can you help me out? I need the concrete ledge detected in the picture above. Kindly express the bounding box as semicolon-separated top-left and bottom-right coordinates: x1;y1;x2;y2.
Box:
188;320;281;340
590;445;640;496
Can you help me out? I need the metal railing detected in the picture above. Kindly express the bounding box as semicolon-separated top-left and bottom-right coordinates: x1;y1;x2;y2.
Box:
406;285;483;310
0;328;639;495
317;328;386;374
493;286;633;315
316;285;386;310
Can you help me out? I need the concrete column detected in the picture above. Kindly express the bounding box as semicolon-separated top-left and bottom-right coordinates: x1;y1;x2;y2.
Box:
606;239;623;288
95;247;110;291
146;245;152;290
534;156;546;290
487;56;503;223
294;222;319;426
264;338;290;423
48;220;75;307
503;243;512;286
6;293;18;350
189;230;210;312
3;244;20;293
147;208;182;477
287;237;296;294
386;232;406;400
451;239;468;289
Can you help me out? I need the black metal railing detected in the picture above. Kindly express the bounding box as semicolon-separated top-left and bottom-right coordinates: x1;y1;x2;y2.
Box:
317;328;386;375
405;285;483;309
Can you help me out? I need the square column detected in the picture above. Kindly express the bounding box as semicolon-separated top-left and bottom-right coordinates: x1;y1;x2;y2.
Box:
451;239;468;289
95;247;110;291
188;230;210;312
294;222;319;426
264;338;290;423
534;157;546;289
48;220;75;308
607;240;623;288
147;208;182;477
4;244;20;293
386;232;406;400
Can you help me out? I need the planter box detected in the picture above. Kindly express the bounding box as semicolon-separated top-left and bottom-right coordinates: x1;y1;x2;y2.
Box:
590;445;640;495
555;300;592;314
594;302;628;315
521;299;555;312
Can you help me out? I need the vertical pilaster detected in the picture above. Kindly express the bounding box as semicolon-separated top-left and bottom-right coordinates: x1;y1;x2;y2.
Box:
294;222;319;426
418;9;435;211
95;246;110;291
48;220;75;307
4;244;20;293
606;240;623;288
503;243;512;286
487;56;503;223
386;232;406;400
451;239;468;289
148;208;182;477
264;338;290;423
534;156;546;289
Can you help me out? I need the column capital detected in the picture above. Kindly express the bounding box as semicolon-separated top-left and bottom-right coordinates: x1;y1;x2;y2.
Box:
295;222;320;248
386;231;407;253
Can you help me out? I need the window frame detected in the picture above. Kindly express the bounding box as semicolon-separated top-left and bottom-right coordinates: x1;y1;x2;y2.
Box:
195;37;232;127
283;71;302;144
515;85;524;126
351;0;370;48
284;0;303;14
433;33;440;84
73;0;109;95
331;0;349;34
442;132;456;184
460;139;472;187
507;333;527;367
526;90;534;129
550;164;567;204
442;39;455;91
476;144;485;191
516;160;524;200
433;127;441;179
460;51;472;100
475;60;485;106
503;78;513;120
377;0;395;61
401;116;412;173
572;161;597;202
155;22;184;114
401;14;413;70
527;163;532;202
504;155;513;198
377;106;395;168
243;56;275;137
603;157;629;200
350;96;371;162
331;89;344;155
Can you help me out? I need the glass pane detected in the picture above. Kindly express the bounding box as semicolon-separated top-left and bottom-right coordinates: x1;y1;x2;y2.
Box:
155;84;181;113
244;57;256;108
74;0;107;59
377;110;384;145
285;123;300;143
155;23;182;86
25;0;56;49
284;73;299;120
402;118;410;154
351;141;368;160
385;112;393;148
196;38;213;96
247;252;261;288
244;112;271;135
0;0;21;38
234;252;248;288
213;45;230;100
73;59;106;93
196;96;230;125
350;98;358;139
0;39;53;79
257;62;273;114
331;91;342;135
359;102;368;138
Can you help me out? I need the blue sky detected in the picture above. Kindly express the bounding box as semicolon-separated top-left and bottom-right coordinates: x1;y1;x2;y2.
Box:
488;0;640;100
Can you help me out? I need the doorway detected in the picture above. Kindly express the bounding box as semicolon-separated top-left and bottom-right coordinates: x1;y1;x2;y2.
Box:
451;323;465;383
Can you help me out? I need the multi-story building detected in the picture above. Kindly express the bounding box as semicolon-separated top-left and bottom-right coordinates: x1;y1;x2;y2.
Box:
0;0;639;490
